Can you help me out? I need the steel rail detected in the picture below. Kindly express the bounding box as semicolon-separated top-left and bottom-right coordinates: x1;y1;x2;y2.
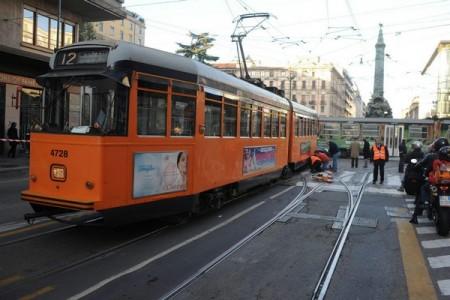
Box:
311;172;370;300
161;176;321;300
0;216;103;248
0;225;169;296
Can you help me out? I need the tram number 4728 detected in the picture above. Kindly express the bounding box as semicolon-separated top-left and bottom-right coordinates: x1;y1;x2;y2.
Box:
50;149;69;158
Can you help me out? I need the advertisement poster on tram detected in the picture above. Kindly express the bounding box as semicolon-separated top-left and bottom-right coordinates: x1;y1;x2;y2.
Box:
243;146;276;175
133;151;187;198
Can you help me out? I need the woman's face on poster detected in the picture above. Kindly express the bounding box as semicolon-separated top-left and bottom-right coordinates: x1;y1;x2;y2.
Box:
178;152;187;175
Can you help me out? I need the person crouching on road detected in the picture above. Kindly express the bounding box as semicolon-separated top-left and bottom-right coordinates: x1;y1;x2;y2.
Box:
310;155;323;173
370;138;389;184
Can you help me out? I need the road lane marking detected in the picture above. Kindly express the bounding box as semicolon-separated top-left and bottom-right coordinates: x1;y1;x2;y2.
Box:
422;239;450;249
397;220;437;300
19;286;54;300
405;198;415;203
416;226;436;234
269;186;296;199
438;280;450;296
0;274;23;287
428;255;450;268
68;200;266;300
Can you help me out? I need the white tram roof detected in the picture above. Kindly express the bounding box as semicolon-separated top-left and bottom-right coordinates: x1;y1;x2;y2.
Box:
319;116;434;125
51;40;316;117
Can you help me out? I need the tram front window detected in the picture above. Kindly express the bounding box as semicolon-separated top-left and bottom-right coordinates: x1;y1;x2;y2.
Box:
41;76;128;136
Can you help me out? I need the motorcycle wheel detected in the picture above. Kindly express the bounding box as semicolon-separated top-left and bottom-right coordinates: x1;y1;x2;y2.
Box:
437;207;450;236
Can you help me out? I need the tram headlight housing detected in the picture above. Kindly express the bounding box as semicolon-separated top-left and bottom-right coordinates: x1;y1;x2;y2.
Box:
50;164;67;182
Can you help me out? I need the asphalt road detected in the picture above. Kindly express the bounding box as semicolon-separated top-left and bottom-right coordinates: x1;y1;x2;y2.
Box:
0;160;449;299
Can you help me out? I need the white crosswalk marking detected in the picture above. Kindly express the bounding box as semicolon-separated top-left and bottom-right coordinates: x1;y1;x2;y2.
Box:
406;203;415;209
417;217;433;224
438;280;450;296
422;239;450;249
405;198;415;203
416;226;436;234
428;255;450;268
386;175;402;186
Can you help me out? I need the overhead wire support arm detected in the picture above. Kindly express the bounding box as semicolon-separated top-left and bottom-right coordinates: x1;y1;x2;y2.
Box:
231;13;270;80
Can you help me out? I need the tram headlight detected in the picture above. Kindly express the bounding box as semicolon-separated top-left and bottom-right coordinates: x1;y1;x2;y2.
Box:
50;164;66;182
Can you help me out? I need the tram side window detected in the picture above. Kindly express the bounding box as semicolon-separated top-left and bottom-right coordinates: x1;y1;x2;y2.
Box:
296;117;301;136
137;90;166;135
263;110;271;137
271;111;279;137
224;98;237;137
251;107;262;137
171;95;195;136
240;103;251;137
280;113;287;137
205;99;222;136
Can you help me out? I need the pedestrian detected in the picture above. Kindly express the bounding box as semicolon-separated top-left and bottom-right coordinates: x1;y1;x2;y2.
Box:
328;140;340;172
370;138;389;184
399;139;407;173
363;138;370;168
7;122;19;158
350;138;360;168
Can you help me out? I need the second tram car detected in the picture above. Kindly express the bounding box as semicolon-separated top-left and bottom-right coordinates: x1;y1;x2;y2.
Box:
22;40;318;220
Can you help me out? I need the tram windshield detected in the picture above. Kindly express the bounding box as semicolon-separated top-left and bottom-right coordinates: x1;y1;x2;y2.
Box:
38;76;129;136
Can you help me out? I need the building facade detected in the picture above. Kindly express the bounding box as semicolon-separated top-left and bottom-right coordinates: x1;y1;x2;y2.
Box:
422;41;450;118
214;58;363;118
92;10;145;45
0;0;125;154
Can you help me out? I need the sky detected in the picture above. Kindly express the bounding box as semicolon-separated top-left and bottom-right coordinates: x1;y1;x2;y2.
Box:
124;0;450;118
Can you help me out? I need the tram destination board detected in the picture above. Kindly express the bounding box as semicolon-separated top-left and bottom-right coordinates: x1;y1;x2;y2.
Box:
55;48;109;68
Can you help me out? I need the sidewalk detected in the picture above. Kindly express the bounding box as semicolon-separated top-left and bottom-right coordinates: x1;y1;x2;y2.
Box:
0;150;29;177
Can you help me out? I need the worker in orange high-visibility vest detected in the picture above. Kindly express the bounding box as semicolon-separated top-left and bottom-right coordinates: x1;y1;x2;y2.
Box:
370;138;389;184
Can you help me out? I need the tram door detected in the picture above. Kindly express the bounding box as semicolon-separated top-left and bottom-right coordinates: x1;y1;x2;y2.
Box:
384;125;404;157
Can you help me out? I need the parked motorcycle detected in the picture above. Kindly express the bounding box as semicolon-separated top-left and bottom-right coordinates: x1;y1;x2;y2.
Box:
428;149;450;236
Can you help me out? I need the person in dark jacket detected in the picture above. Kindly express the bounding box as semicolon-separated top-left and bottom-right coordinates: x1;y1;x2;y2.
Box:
410;137;449;224
7;122;19;158
370;138;389;184
328;140;340;172
398;139;407;173
363;139;370;168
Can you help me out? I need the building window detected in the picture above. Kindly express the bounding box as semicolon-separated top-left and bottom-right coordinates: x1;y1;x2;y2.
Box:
301;95;306;105
293;94;297;101
36;14;50;48
120;31;124;40
280;80;285;89
110;25;115;34
302;81;306;89
322;80;326;89
292;80;297;89
321;106;325;113
99;22;103;32
312;80;316;89
22;9;34;44
269;71;274;77
269;81;273;87
23;8;75;49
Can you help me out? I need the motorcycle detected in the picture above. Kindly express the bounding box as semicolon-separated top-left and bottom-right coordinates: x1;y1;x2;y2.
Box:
428;158;450;236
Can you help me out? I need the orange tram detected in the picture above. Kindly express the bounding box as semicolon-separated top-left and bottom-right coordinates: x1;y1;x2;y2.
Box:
22;40;318;221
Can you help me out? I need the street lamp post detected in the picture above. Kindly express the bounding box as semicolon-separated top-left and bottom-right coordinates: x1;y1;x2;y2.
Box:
288;69;296;101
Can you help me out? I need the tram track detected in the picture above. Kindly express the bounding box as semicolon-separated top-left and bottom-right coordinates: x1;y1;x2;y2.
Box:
312;172;370;300
161;176;315;299
0;174;307;298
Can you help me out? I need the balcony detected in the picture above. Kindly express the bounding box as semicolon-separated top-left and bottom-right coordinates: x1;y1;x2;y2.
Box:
46;0;126;21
